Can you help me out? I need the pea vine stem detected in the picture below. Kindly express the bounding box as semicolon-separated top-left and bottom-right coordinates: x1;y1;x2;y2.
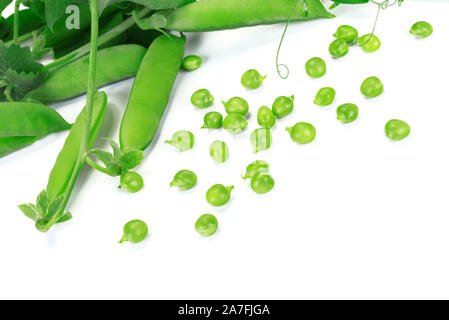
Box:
13;0;22;44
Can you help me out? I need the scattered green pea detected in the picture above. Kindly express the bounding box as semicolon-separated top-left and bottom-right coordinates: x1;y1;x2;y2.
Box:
170;170;197;191
250;128;272;153
223;113;248;134
191;89;214;108
222;97;249;115
242;160;270;180
329;38;349;58
182;55;203;71
314;87;336;106
385;119;410;141
361;76;384;98
410;21;433;39
209;140;229;163
272;95;294;118
202;111;223;129
120;171;144;193
305;57;326;78
257;106;276;129
165;130;195;151
286;122;316;145
206;184;234;207
334;25;358;43
357;34;381;53
119;219;148;244
241;69;266;89
251;173;275;195
195;214;218;237
336;103;359;123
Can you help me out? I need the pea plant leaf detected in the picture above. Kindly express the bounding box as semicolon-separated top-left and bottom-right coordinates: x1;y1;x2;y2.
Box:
0;0;13;14
43;0;83;31
99;0;194;14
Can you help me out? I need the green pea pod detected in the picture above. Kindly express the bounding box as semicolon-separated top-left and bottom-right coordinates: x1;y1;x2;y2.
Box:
24;44;146;104
120;34;186;151
0;102;71;157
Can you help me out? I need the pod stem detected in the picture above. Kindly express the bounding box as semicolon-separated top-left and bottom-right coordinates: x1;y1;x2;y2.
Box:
119;235;128;244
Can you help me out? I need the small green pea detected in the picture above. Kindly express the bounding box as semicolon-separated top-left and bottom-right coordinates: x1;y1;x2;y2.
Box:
272;95;294;118
222;97;249;115
334;25;358;43
241;69;266;89
361;76;384;98
206;184;234;207
119;219;148;244
223;113;248;134
251;173;275;195
191;89;214;108
202;111;223;129
170;170;197;191
120;171;143;193
257;106;276;129
357;34;381;53
314;87;336;106
329;38;349;58
182;55;203;71
410;21;433;39
336;103;359;123
305;57;326;78
242;160;270;180
209;140;229;163
286;122;316;145
250;128;272;153
385;119;410;141
195;214;218;237
165;130;195;151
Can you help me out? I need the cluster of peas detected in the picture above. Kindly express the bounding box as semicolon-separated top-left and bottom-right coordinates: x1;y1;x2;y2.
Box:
118;20;434;244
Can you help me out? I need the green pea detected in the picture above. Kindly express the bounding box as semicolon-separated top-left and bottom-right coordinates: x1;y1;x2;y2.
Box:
250;128;272;153
170;170;197;191
336;103;359;123
223;113;248;134
119;219;148;244
410;21;433;39
257;106;276;129
242;160;270;180
191;89;214;108
329;39;349;58
182;55;203;71
334;25;358;43
272;95;294;118
385;119;410;141
305;57;326;78
361;76;384;98
209;140;229;163
251;173;275;195
286;122;316;144
314;87;336;106
241;69;266;89
120;171;144;193
222;97;249;115
357;34;381;53
195;214;218;237
165;130;195;151
206;184;234;207
202;111;223;129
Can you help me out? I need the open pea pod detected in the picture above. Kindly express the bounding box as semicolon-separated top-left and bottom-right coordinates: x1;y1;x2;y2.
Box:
0;102;71;158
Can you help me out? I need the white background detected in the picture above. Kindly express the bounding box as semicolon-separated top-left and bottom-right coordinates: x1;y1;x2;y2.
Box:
1;0;449;300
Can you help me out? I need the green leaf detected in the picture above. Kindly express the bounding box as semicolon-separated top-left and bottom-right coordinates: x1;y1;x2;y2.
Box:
89;148;113;165
45;194;65;219
133;10;168;31
2;69;43;101
44;0;74;31
105;138;121;159
56;211;72;223
36;189;48;213
18;203;40;221
0;0;13;14
119;149;144;172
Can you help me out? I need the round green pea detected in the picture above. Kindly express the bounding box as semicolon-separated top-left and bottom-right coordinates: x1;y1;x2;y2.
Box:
191;89;214;108
223;113;248;134
305;57;326;78
206;184;234;207
361;76;384;98
336;103;359;123
286;122;316;145
119;219;148;244
242;160;270;180
357;34;381;53
410;21;433;39
120;171;143;193
251;173;275;195
195;214;218;237
165;130;195;151
209;140;229;163
314;87;336;106
385;119;410;141
250;128;272;153
241;69;266;89
334;25;358;43
329;39;349;58
222;97;249;115
170;170;197;191
182;55;202;71
257;106;276;129
202;111;223;129
272;95;294;118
